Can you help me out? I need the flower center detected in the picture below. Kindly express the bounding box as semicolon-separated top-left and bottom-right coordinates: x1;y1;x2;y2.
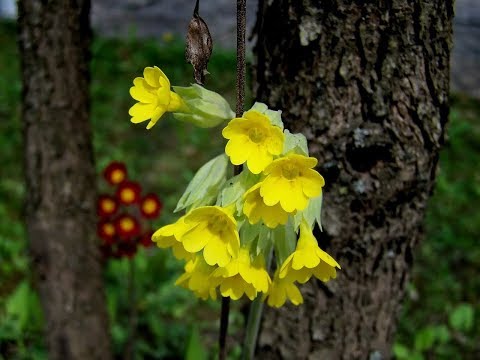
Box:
142;199;157;214
102;199;116;213
121;188;135;203
103;223;115;236
111;169;125;184
248;127;265;143
282;164;300;180
209;216;229;234
120;218;134;232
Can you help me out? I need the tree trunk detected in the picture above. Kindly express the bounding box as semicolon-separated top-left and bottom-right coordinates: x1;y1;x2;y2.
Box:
254;0;453;359
18;2;112;359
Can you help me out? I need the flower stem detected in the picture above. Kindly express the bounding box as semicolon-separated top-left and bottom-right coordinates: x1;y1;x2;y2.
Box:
125;258;137;360
218;1;246;359
242;245;273;359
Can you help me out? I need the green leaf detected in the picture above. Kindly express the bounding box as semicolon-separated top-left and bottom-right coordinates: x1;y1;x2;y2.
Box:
175;154;228;212
283;129;309;156
249;102;283;129
294;194;323;231
272;219;297;264
449;303;474;332
392;343;410;359
217;168;260;213
414;327;437;351
185;326;207;360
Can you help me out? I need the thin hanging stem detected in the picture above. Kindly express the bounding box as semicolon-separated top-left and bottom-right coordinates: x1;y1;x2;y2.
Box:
219;1;246;359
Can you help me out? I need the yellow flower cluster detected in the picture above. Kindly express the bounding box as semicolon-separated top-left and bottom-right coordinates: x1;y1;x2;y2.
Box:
129;67;341;307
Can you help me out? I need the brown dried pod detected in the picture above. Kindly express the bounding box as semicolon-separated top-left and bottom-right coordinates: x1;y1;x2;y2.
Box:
185;0;213;85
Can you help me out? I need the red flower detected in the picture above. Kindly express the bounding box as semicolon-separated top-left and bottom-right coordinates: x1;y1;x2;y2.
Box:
97;195;118;218
115;214;141;241
139;193;163;219
103;162;128;185
138;229;154;248
97;220;116;244
116;181;142;205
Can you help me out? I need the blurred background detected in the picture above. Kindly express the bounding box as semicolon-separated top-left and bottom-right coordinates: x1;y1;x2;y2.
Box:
0;0;478;359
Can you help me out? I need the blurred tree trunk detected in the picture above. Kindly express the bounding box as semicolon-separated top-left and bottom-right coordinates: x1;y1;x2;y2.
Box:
18;2;112;359
254;0;453;359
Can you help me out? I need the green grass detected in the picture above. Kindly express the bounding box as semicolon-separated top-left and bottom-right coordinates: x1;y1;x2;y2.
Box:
1;19;479;359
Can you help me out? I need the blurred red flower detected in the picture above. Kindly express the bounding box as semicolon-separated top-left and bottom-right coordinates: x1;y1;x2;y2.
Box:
97;194;118;218
115;214;141;240
139;193;163;219
116;181;142;205
138;229;154;248
97;220;116;244
103;162;128;185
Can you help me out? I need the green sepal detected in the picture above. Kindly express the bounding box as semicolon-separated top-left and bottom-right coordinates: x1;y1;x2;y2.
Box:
172;84;235;128
294;194;323;231
272;219;297;265
240;222;272;258
175;154;229;213
249;102;284;129
217;168;261;214
283;129;309;156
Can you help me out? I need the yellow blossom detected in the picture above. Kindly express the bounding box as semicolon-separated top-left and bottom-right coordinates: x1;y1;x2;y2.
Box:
154;206;240;267
151;219;193;261
260;154;325;212
212;248;271;300
222;110;285;174
175;256;217;300
265;270;303;308
243;182;293;228
279;221;340;283
129;66;184;129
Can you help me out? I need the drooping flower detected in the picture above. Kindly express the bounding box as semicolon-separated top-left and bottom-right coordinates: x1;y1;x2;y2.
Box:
139;193;163;219
222;110;284;174
103;162;127;185
97;219;116;244
260;154;325;212
155;206;240;267
129;66;184;129
152;219;194;261
279;221;340;284
211;248;271;300
243;182;293;228
265;270;303;308
175;255;217;300
97;195;118;218
116;181;142;205
115;214;141;241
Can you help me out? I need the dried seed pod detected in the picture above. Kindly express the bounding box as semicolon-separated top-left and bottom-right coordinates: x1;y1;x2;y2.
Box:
185;0;213;85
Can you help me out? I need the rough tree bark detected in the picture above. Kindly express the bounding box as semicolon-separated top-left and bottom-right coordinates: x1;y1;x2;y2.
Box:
18;2;112;359
254;0;453;359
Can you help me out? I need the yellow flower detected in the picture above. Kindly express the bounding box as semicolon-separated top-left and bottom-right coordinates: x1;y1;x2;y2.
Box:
129;66;184;129
279;221;340;284
153;207;239;266
243;182;293;228
265;270;303;308
175;256;217;300
260;154;325;212
212;248;271;300
151;219;193;261
222;110;284;174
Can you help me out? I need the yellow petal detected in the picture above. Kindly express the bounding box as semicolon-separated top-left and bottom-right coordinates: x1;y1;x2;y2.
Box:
222;118;250;139
143;66;160;87
203;235;231;267
129;102;156;121
285;283;303;305
300;169;324;198
168;92;183;111
225;136;254;165
146;106;166;129
130;85;156;103
266;126;285;155
181;223;210;253
246;147;272;174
